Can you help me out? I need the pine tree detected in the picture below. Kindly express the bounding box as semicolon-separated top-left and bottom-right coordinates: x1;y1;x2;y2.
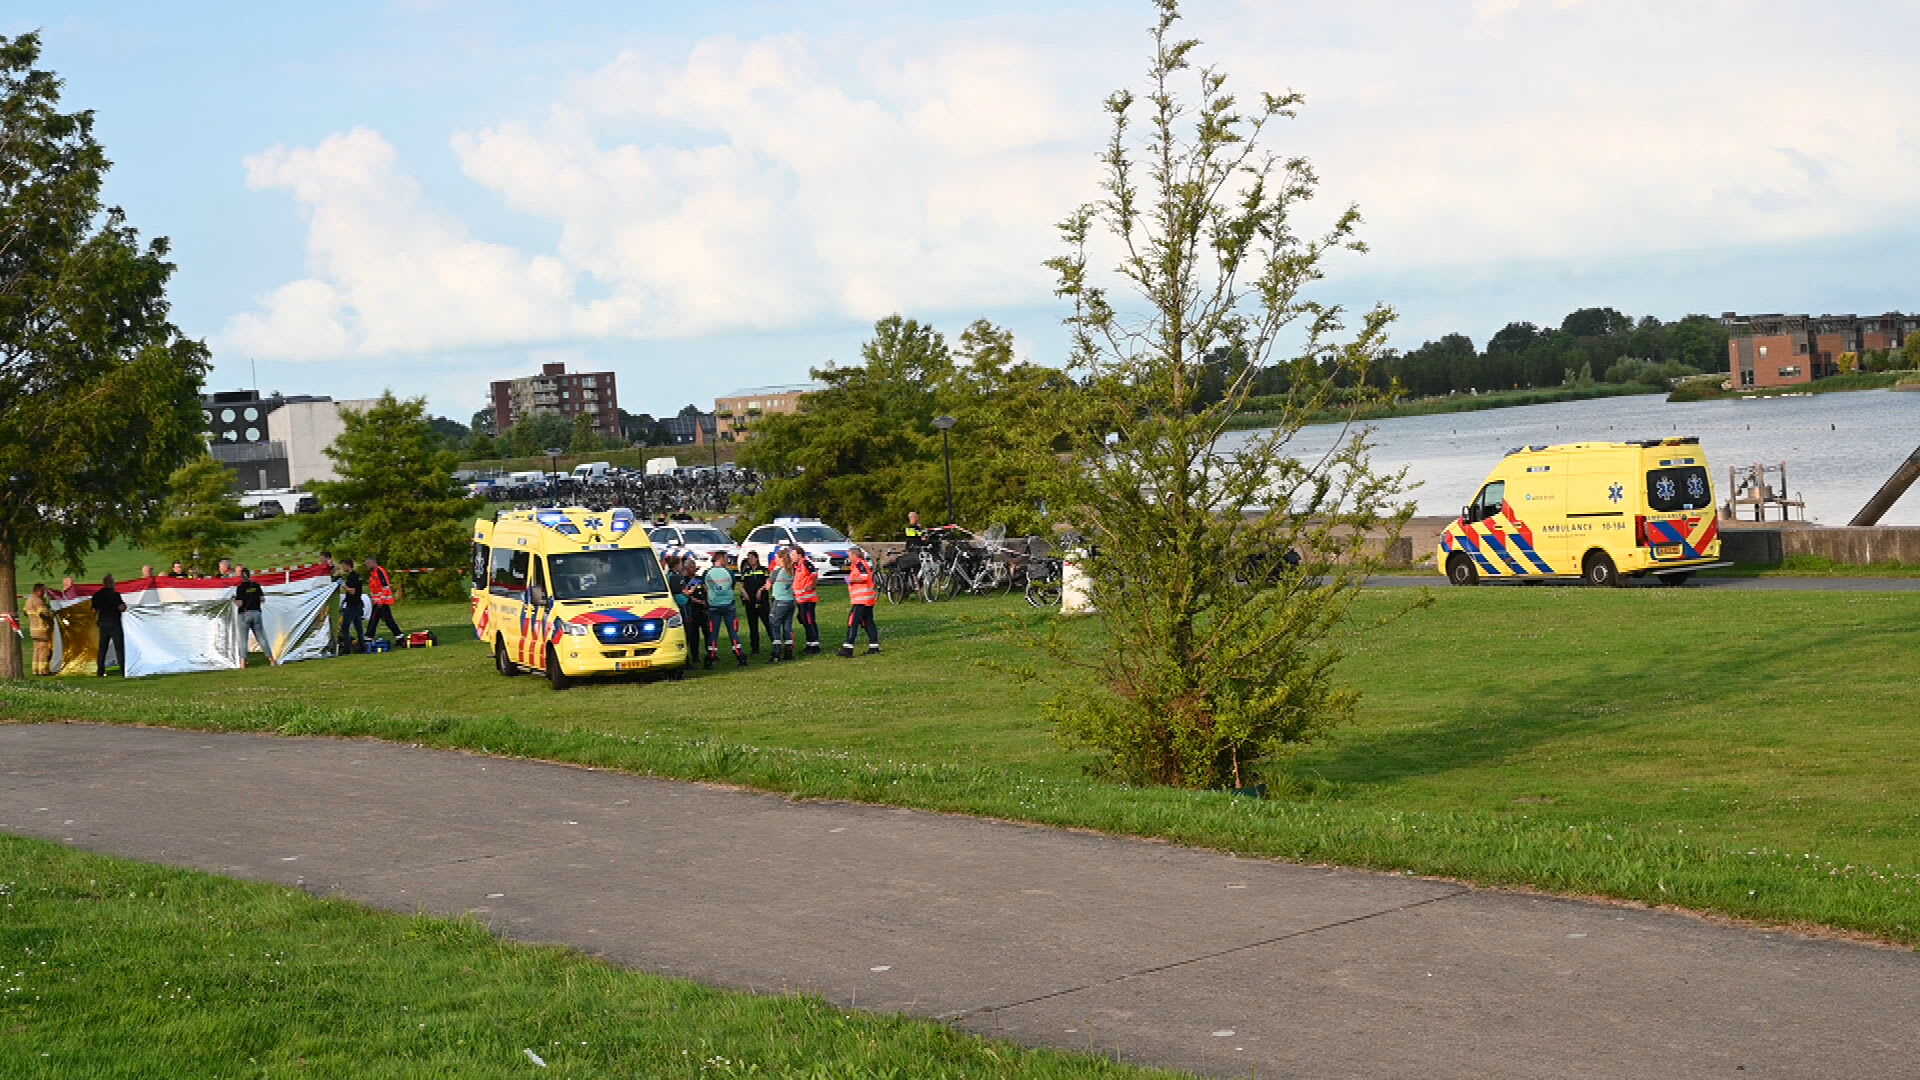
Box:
147;456;244;575
298;392;477;594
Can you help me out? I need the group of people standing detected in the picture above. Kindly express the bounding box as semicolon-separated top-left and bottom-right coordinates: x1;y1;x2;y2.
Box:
330;555;400;654
18;565;277;678
663;544;881;670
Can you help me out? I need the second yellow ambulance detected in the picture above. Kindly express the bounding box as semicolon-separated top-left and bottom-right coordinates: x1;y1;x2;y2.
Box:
471;506;689;688
1438;437;1723;587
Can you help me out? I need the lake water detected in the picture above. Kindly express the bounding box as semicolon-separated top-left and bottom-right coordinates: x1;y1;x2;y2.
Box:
1220;389;1920;526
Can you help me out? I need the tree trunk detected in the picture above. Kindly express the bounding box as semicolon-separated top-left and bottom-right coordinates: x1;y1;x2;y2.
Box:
0;535;21;680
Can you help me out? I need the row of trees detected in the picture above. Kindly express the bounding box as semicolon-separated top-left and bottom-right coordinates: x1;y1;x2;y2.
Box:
738;317;1068;540
1365;310;1729;399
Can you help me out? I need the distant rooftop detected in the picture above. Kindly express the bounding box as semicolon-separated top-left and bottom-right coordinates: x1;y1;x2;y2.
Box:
717;382;823;398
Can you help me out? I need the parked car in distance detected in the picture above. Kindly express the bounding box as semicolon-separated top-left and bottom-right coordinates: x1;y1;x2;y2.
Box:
647;522;738;569
737;518;855;580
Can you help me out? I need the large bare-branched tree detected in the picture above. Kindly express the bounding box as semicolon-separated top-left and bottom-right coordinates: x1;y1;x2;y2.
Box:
1039;0;1419;789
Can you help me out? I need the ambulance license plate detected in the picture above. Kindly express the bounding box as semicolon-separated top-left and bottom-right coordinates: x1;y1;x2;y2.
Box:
615;659;650;671
1653;544;1682;558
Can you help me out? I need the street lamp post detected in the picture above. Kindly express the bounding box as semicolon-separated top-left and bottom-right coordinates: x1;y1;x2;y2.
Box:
933;415;956;526
545;447;563;501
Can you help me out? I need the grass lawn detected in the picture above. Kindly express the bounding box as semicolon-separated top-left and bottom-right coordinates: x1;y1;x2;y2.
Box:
0;835;1183;1079
22;518;320;583
5;584;1918;947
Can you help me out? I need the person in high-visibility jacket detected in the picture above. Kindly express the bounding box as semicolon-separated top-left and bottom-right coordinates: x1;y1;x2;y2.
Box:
365;556;402;642
791;551;821;655
839;547;880;657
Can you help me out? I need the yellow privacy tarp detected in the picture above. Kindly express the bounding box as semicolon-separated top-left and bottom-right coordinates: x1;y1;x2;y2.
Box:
49;600;100;676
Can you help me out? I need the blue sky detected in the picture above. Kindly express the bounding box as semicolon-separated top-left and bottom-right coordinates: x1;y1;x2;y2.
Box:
13;1;1920;424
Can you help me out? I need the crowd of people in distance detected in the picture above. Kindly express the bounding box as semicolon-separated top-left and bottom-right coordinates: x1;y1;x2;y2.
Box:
485;467;763;518
662;543;881;671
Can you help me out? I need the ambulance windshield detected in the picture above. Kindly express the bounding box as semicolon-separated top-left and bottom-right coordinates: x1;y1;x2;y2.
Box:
550;549;668;600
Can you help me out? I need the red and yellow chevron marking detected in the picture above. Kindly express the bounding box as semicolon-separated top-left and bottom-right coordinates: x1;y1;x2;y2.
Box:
1645;514;1718;560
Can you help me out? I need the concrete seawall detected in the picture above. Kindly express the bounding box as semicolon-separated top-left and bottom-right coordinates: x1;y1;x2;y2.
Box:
1721;522;1920;566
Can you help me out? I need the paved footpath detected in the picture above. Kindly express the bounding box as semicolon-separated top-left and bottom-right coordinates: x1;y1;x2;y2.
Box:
4;724;1917;1079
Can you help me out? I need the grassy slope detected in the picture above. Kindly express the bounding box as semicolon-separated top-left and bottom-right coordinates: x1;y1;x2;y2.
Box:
22;518;317;584
6;586;1917;946
0;836;1183;1080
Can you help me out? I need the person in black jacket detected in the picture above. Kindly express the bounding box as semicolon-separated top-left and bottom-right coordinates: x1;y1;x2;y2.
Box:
235;568;274;666
90;574;128;677
737;550;770;654
337;558;365;654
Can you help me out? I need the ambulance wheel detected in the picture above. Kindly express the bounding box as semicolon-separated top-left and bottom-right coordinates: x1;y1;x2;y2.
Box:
667;667;685;682
1659;571;1694;587
1582;552;1624;588
545;646;572;691
495;637;521;677
1445;553;1478;586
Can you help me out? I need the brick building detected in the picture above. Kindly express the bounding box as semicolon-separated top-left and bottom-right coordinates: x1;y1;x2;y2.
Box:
714;382;821;441
1722;312;1919;389
489;362;621;440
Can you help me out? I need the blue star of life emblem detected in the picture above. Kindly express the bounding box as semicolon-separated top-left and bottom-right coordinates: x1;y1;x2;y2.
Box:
1607;482;1625;504
584;516;605;530
1655;476;1677;502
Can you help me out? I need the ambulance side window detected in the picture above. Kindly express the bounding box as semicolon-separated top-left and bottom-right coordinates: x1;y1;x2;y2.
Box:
1472;481;1506;521
528;557;549;606
470;543;489;591
490;546;529;597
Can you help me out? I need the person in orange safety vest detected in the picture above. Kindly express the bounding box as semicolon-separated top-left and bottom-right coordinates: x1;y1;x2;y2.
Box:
365;556;402;642
838;547;880;657
791;549;821;655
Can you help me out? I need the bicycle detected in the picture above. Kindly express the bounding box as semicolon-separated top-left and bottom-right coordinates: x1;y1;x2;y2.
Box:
1023;555;1064;608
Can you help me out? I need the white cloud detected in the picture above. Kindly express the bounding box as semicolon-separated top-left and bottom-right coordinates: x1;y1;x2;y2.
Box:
225;128;582;360
225;33;1099;361
222;2;1920;366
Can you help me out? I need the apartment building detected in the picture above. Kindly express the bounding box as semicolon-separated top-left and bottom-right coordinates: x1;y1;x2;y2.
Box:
489;362;621;440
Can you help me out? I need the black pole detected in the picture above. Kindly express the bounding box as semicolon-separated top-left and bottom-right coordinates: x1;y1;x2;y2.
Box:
941;428;954;526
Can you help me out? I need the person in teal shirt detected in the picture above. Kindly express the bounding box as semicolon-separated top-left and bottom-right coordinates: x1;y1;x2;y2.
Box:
702;551;746;668
767;547;797;663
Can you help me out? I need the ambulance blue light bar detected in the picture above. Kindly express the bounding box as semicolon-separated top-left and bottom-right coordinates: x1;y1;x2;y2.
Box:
535;509;581;536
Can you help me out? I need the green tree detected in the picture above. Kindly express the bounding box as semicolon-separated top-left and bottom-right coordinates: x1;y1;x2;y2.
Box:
146;455;243;575
568;412;598;454
742;315;955;538
1039;0;1415;789
501;412;572;458
465;432;501;461
298;392;477;598
1903;335;1920;370
0;33;210;679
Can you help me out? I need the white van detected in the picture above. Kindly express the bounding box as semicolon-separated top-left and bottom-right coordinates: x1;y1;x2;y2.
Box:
572;461;612;485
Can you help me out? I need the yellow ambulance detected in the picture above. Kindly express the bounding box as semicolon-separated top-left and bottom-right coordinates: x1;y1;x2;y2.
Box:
1438;437;1723;587
470;506;689;688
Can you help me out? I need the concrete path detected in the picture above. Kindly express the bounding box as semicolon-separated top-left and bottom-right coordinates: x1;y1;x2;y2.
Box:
4;723;1917;1079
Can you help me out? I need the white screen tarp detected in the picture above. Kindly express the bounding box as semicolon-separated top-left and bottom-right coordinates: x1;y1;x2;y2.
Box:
49;566;341;678
123;595;245;678
261;575;339;665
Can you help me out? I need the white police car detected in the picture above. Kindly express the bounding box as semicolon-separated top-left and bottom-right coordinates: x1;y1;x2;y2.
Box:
646;522;738;570
738;517;855;580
